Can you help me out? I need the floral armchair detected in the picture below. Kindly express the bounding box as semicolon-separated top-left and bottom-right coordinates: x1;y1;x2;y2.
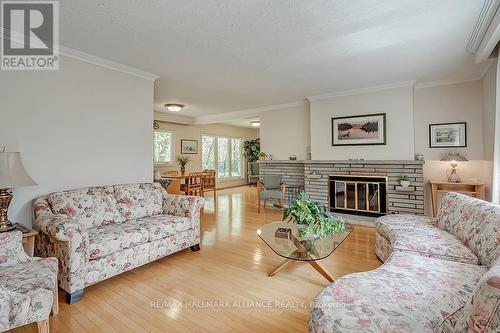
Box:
0;231;58;333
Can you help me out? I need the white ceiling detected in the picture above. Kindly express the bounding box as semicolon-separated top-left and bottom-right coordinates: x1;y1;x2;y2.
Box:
60;0;490;120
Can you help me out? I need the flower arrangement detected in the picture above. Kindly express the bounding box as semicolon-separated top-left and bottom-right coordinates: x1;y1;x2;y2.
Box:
176;155;190;174
399;175;410;187
282;192;345;238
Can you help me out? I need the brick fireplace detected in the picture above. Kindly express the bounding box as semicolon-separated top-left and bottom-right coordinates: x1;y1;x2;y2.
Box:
259;160;424;216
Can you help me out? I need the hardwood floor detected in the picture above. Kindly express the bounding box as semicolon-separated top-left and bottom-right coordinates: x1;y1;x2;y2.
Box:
11;186;381;333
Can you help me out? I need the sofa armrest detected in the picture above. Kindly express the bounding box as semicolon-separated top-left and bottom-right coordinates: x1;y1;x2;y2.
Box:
36;214;87;243
163;195;205;218
461;259;500;332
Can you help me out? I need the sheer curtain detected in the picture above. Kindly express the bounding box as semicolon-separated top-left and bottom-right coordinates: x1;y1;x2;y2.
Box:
493;110;500;204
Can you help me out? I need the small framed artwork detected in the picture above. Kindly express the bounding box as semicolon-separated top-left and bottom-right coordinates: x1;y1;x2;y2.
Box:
332;113;386;146
429;122;466;148
181;139;198;154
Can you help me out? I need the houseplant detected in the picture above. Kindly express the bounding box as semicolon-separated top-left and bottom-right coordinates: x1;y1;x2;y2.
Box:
399;175;410;187
282;192;345;238
176;155;190;175
258;152;268;160
243;138;260;162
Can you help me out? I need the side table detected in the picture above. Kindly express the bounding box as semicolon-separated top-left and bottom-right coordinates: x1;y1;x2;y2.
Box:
430;180;485;217
14;224;38;256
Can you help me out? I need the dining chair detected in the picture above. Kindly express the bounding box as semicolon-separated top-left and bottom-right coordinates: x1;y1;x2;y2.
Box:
257;175;285;213
202;169;217;201
183;172;204;196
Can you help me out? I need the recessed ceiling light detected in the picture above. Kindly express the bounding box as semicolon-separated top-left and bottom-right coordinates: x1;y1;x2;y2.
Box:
250;120;260;127
164;103;184;112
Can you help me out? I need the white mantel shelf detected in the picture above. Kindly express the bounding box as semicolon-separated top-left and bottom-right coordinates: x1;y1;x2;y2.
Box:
258;160;424;165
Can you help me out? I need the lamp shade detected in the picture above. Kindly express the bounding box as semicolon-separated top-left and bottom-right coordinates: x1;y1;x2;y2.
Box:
440;153;468;162
0;152;37;188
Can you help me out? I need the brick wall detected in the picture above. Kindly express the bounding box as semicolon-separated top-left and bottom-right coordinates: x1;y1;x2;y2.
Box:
259;160;425;215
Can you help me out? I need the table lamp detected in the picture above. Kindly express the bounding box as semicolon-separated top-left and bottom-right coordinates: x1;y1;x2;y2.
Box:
440;153;468;183
0;151;37;232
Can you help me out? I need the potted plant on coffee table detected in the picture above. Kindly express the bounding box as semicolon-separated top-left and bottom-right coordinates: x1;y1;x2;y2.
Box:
282;192;345;239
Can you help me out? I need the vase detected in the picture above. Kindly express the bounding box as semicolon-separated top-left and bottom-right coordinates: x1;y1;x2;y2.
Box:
400;180;410;187
180;166;186;175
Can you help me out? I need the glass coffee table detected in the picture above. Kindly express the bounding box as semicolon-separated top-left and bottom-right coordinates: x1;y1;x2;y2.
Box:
257;222;354;282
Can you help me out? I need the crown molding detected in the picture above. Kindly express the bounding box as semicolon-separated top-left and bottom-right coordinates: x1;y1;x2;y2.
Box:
414;76;482;89
467;0;499;54
0;28;159;81
306;80;416;102
154;111;194;125
193;100;307;124
60;46;159;81
476;0;500;63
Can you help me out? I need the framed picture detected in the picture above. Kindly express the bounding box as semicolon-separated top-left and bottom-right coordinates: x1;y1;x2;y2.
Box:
331;113;386;146
181;139;198;154
429;122;466;148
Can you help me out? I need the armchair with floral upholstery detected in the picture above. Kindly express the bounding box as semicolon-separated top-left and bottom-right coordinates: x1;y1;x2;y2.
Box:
0;230;58;333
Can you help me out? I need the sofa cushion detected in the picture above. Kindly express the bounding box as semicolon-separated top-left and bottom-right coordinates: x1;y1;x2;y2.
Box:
48;186;123;229
113;183;164;221
377;214;479;265
135;215;192;241
310;252;487;333
437;192;500;268
88;221;149;260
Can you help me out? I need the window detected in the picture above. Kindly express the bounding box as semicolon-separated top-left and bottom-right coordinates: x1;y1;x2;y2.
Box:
154;130;173;164
202;135;243;179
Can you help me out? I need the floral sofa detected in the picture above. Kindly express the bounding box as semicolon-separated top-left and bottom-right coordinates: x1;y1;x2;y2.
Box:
0;230;58;332
310;192;500;333
33;183;204;304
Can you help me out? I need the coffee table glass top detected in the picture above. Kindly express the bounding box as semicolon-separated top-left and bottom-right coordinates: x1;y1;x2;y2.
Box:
257;222;354;261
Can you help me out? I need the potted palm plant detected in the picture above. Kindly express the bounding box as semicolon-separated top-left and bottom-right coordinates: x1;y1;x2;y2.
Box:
282;192;345;238
176;155;190;175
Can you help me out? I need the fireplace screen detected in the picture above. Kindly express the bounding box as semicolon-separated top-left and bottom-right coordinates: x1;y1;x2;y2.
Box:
329;175;387;217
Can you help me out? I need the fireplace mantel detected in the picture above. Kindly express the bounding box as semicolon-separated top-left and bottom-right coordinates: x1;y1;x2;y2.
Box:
258;159;425;216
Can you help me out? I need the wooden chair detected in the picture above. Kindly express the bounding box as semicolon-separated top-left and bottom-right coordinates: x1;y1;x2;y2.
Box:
257;175;285;213
202;169;217;201
183;172;204;196
164;170;179;176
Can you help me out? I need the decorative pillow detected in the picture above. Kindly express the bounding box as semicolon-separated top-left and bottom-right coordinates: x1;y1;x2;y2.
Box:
113;183;164;221
48;186;123;229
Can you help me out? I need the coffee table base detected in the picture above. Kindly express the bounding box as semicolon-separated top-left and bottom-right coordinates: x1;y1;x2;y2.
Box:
268;259;335;283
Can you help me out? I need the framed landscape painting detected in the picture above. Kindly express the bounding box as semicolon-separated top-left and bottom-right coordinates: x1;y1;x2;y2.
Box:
181;139;198;154
429;122;466;148
331;113;386;146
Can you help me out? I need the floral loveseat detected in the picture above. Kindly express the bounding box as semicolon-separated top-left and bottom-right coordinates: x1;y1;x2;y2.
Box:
310;192;500;332
33;183;204;304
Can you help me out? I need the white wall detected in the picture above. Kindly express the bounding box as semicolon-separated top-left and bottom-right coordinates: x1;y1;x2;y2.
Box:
414;80;493;210
259;103;310;160
0;57;154;227
309;86;415;160
414;80;484;160
153;112;259;188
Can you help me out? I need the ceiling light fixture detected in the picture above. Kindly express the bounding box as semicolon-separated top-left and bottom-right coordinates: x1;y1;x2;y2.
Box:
164;103;184;112
250;120;260;127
